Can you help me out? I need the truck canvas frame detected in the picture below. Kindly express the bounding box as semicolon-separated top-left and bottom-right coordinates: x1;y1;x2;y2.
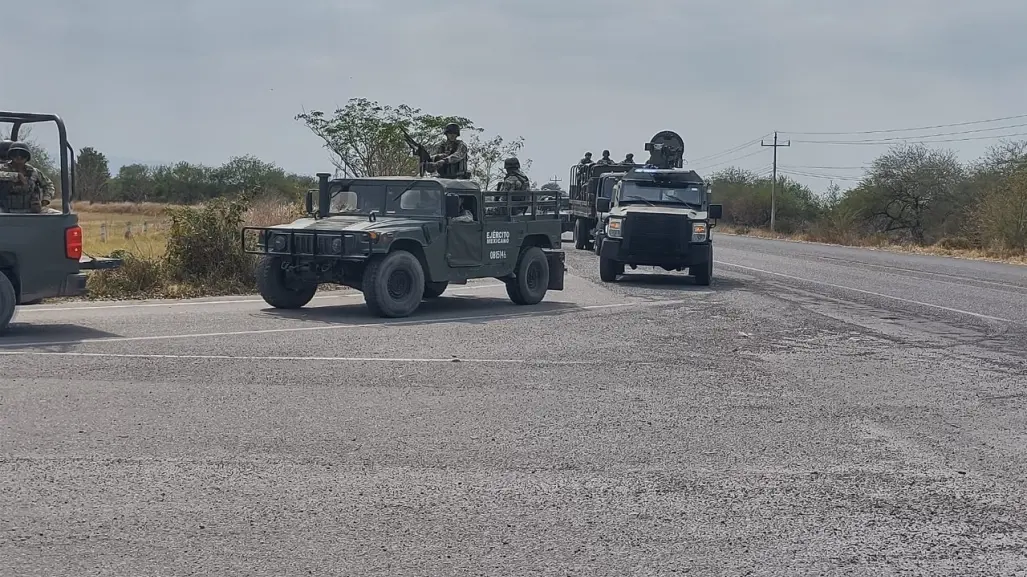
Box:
0;111;122;334
242;172;566;318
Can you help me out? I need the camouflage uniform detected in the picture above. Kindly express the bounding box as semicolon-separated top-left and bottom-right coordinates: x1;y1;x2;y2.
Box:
0;162;57;214
578;152;593;165
595;150;614;165
432;122;469;178
497;161;531;215
622;154;634;164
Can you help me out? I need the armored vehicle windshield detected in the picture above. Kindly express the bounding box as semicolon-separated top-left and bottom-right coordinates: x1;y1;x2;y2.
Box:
620;180;705;207
328;179;445;217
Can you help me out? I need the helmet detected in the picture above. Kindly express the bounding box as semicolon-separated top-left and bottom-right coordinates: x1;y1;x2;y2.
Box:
0;139;12;160
584;151;592;157
602;149;610;156
444;123;460;135
504;157;520;170
6;141;31;161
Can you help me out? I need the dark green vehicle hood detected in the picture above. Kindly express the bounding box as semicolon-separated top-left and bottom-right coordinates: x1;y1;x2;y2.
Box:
267;216;437;233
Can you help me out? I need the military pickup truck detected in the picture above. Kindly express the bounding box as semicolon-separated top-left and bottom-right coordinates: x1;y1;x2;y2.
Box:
0;111;122;334
242;173;566;318
595;131;723;286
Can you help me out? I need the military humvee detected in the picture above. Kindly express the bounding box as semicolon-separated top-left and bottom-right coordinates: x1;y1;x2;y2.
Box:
242;173;566;318
0;111;122;334
595;131;723;286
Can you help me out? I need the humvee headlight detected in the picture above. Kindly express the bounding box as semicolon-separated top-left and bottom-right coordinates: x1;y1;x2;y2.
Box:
270;234;288;252
331;238;343;253
691;222;707;242
607;218;623;238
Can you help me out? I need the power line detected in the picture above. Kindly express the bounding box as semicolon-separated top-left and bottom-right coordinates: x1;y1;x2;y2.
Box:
792;130;1027;146
691;147;767;171
782;112;1027;136
762;131;790;232
686;134;768;164
792;122;1027;144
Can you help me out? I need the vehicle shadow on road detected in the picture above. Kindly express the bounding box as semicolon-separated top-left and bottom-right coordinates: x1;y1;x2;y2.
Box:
260;295;588;326
0;323;120;351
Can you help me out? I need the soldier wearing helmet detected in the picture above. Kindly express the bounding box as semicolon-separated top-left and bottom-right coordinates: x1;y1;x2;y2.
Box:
621;153;634;164
578;151;593;165
431;123;470;179
1;141;58;214
496;156;531;215
595;149;614;166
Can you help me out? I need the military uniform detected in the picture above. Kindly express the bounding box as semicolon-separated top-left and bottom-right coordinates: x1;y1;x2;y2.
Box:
622;154;634;164
432;123;470;179
595;150;615;165
497;160;531;215
0;162;57;214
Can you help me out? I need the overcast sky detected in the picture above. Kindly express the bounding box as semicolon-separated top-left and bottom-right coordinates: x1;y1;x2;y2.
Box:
5;0;1026;193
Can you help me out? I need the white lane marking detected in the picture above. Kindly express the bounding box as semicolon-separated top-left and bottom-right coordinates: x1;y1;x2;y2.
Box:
0;299;687;348
0;351;592;364
809;256;1027;291
19;283;504;312
717;261;1015;323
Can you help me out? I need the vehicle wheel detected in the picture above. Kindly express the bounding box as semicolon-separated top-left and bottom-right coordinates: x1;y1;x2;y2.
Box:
423;281;448;299
0;271;17;335
363;250;425;318
599;256;623;282
506;246;550;305
693;259;712;286
594;235;603;256
256;255;318;309
573;219;588;250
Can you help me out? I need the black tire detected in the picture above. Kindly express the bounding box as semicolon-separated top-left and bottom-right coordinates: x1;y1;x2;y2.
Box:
693;259;712;286
594;234;603;256
599;255;623;282
0;271;16;335
256;255;318;309
423;281;448;299
362;250;425;318
573;218;588;250
506;246;550;305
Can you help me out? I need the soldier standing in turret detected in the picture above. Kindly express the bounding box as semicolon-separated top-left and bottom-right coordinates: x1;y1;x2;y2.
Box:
431;123;469;178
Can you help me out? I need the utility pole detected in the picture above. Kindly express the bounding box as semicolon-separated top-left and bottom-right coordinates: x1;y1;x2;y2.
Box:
761;131;790;232
549;175;562;186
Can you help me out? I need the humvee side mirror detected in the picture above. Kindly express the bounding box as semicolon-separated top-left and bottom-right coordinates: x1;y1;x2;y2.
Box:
444;193;461;218
305;190;314;215
596;198;611;212
709;204;723;220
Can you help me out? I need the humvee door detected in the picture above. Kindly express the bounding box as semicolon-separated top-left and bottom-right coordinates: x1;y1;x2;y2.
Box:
446;193;482;267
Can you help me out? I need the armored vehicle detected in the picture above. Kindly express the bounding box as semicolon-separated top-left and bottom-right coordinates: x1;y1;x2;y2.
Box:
242;172;566;318
0;111;122;334
567;160;636;251
595;131;723;286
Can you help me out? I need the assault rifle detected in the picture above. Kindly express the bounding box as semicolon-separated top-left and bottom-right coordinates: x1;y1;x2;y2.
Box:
399;128;434;177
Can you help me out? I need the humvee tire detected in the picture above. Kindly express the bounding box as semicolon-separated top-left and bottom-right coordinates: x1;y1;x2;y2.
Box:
693;257;712;286
423;281;448;299
0;271;15;334
573;218;589;250
506;246;549;305
256;255;318;309
598;255;623;282
363;250;425;318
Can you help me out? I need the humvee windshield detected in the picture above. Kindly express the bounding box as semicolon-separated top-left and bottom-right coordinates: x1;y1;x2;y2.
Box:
620;181;704;207
329;180;443;217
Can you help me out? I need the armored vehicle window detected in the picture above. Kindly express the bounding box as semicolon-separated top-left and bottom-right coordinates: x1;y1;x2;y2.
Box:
620;181;704;207
328;181;443;216
600;178;618;199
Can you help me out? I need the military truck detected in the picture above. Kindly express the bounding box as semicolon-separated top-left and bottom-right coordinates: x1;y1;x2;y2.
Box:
595;131;723;286
242;172;567;318
0;111;122;334
567;160;636;251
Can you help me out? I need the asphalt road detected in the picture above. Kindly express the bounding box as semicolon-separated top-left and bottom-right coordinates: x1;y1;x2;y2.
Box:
2;233;1026;576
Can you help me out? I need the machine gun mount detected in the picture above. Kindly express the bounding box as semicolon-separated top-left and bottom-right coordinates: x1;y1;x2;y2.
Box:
642;130;684;169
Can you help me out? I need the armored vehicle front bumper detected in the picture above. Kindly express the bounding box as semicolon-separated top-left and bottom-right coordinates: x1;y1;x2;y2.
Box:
600;212;712;267
243;227;375;259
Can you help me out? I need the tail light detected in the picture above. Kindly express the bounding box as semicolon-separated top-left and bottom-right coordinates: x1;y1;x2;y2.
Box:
65;225;83;260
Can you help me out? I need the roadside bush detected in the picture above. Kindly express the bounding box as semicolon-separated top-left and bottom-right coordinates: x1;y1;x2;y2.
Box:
85;193;305;299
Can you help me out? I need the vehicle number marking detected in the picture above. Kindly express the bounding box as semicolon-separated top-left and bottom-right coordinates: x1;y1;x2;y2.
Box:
486;231;509;244
489;250;507;260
